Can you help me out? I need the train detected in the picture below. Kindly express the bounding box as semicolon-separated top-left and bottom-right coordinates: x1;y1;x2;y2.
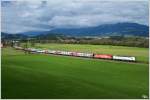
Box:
13;46;136;62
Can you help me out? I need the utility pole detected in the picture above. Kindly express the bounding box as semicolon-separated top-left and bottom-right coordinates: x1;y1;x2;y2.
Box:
23;39;28;54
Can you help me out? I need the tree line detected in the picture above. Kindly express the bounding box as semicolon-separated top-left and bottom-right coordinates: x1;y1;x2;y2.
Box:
1;36;149;48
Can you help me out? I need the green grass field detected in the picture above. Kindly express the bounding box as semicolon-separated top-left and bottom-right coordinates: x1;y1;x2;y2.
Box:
32;43;149;63
1;47;149;99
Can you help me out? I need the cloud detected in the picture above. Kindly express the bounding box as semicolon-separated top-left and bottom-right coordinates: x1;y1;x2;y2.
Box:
1;0;149;33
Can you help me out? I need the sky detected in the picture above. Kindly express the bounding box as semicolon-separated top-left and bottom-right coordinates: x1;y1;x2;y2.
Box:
1;0;149;34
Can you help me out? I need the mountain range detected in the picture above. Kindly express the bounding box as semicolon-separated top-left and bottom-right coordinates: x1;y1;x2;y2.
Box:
2;22;149;38
49;23;149;37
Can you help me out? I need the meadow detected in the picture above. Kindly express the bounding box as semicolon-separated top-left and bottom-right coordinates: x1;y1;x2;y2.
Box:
1;47;149;99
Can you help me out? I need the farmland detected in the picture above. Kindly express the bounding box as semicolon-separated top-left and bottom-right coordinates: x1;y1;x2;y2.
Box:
31;43;148;63
1;47;149;99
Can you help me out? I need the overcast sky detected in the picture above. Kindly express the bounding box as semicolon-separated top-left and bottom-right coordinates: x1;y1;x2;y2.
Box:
1;0;149;34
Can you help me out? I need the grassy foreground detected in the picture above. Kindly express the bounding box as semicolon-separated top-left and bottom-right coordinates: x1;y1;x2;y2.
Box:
1;47;149;99
32;43;149;63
